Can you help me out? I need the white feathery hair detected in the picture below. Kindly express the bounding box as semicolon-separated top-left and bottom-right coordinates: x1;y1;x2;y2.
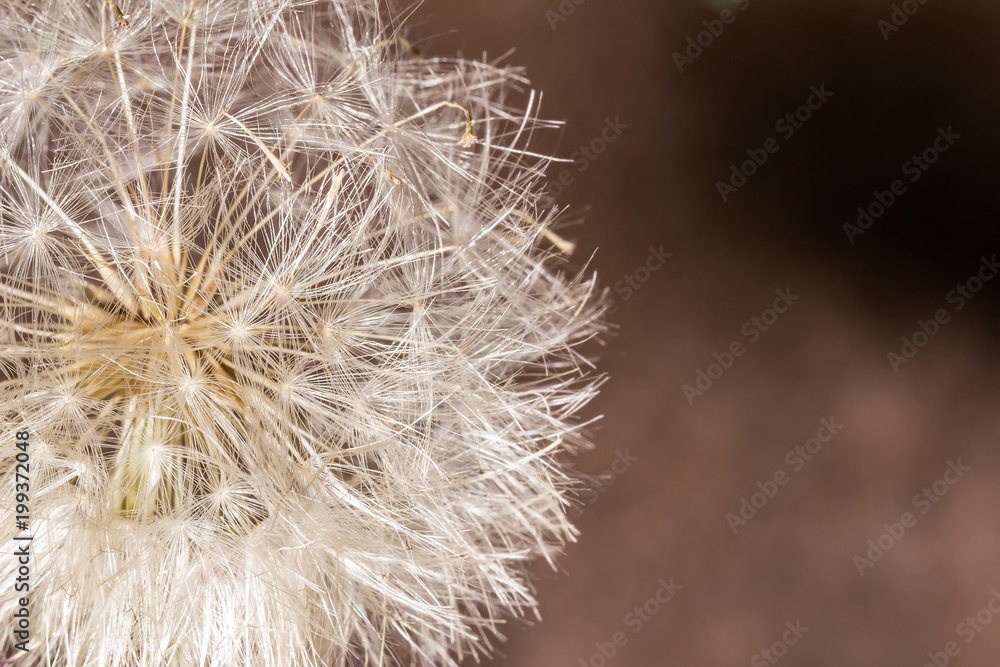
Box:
0;0;606;665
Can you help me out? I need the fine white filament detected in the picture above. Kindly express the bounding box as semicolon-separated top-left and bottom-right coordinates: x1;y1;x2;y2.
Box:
0;1;605;665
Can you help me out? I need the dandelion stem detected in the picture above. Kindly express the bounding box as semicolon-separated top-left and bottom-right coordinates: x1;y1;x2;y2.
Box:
171;15;198;267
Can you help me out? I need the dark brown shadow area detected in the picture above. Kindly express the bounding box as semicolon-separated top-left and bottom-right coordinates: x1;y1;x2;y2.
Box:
408;0;1000;665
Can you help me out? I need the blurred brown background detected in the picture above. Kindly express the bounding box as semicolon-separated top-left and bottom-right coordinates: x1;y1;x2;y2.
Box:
409;1;1000;665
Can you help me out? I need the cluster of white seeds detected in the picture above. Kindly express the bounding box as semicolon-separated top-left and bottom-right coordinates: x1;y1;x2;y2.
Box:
0;1;605;665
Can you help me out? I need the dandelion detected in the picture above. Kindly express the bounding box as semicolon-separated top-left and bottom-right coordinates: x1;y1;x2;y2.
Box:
0;0;605;665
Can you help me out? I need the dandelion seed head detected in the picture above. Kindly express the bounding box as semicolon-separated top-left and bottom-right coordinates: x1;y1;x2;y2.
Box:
0;0;606;664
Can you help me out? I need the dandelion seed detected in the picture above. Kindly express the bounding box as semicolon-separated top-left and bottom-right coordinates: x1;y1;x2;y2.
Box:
107;0;131;31
0;1;606;665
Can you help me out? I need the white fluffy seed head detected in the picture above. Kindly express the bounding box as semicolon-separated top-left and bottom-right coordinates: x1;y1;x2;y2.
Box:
0;1;606;665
